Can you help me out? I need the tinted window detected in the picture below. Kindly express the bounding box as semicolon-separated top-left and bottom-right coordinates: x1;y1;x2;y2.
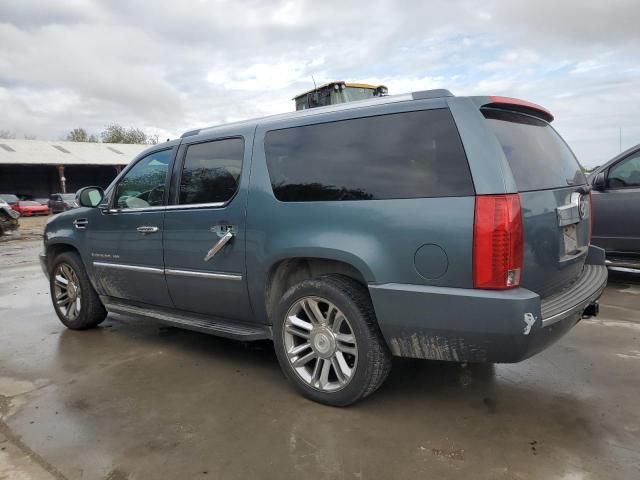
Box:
483;109;586;191
265;109;473;202
179;138;243;205
115;149;172;209
608;153;640;188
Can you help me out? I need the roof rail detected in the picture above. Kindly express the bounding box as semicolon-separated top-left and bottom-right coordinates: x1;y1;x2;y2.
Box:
411;89;454;101
181;129;201;138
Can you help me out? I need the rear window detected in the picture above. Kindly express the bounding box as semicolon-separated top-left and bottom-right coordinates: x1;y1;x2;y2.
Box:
265;109;474;202
483;109;586;191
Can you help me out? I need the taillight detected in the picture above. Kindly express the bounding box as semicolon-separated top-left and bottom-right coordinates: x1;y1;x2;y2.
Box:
473;194;523;289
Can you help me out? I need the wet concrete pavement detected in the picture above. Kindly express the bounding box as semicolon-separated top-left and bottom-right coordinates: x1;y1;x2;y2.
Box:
1;239;639;479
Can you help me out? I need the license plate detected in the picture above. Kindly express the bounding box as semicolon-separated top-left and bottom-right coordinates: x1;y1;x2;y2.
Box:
563;224;578;254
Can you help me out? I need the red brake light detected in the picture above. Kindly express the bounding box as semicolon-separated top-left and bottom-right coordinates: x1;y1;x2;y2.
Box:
486;96;554;122
473;194;523;289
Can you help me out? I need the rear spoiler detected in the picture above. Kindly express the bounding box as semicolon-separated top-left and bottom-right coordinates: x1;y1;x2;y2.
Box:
473;96;554;123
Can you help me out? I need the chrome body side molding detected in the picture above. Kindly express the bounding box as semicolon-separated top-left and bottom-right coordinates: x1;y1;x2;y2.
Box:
165;268;242;281
93;262;242;280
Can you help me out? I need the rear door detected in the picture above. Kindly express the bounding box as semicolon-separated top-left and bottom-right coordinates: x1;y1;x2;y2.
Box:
483;109;590;298
162;133;253;322
592;151;640;254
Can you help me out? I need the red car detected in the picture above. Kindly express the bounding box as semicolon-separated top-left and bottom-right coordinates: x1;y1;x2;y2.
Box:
12;200;49;216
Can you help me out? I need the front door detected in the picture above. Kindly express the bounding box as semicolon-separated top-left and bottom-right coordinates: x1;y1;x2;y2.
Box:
592;151;640;254
163;134;253;322
88;147;176;307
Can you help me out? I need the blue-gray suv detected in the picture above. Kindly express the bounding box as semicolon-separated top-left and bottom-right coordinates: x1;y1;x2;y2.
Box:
41;89;607;406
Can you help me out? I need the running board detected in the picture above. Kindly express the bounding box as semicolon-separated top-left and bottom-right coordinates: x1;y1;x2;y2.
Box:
102;298;271;341
606;257;640;272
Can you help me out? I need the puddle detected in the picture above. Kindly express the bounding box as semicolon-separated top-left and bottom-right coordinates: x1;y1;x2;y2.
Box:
617;286;640;295
583;319;640;330
616;350;640;360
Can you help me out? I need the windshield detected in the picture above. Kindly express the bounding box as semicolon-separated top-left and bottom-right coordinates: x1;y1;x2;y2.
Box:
332;87;376;104
21;201;40;206
0;194;19;203
483;109;586;191
61;194;76;201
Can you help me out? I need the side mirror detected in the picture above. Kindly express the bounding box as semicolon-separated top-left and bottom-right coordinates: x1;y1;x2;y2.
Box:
76;186;104;208
591;172;606;191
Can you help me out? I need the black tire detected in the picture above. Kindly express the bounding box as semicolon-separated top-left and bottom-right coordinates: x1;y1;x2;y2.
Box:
272;275;392;406
49;251;107;330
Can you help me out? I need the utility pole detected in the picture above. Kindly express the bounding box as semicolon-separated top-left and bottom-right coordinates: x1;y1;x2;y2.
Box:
619;127;622;153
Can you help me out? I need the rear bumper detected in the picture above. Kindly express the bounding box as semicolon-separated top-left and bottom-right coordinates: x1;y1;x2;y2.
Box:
369;246;607;363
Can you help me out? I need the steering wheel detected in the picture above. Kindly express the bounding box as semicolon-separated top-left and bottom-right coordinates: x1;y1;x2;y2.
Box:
147;184;165;205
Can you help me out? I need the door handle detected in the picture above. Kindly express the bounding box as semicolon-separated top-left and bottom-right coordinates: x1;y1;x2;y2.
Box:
136;226;159;234
73;218;89;229
204;230;234;262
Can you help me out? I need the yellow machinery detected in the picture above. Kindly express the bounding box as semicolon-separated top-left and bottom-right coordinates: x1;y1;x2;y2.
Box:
293;81;388;110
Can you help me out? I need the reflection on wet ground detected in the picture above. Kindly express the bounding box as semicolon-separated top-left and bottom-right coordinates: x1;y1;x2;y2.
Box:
1;240;639;479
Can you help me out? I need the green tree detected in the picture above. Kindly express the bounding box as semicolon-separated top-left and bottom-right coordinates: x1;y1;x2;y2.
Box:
101;123;151;144
66;128;98;142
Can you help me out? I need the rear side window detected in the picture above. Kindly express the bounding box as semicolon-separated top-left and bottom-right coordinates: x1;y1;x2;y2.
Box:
179;138;243;205
483;109;586;191
265;109;474;202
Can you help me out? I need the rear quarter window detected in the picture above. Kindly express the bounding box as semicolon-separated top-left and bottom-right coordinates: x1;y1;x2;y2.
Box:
483;109;586;191
265;109;474;202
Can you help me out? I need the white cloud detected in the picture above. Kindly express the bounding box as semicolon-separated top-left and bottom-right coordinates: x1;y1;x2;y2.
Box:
0;0;638;166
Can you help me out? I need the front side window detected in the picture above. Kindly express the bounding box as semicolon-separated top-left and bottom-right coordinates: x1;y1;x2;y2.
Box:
179;138;244;205
114;149;172;209
265;109;474;202
608;153;640;189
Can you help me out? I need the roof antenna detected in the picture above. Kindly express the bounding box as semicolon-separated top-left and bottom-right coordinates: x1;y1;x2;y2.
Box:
311;75;317;91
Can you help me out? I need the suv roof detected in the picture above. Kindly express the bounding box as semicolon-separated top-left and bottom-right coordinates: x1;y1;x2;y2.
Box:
180;89;555;142
181;89;454;139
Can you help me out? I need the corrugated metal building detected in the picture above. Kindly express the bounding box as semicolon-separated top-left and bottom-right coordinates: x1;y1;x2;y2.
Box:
0;140;148;197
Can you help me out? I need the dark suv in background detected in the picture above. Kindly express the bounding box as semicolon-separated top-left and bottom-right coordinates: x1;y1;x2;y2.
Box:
590;144;640;271
40;89;607;406
49;193;79;214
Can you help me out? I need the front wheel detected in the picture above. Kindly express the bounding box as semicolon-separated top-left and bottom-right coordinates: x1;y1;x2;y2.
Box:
272;275;392;406
49;251;107;330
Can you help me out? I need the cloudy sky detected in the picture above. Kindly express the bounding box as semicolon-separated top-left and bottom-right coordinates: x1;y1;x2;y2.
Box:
1;0;638;167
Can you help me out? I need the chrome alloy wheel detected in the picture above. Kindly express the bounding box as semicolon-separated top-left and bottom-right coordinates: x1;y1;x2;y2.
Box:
283;297;358;392
53;263;82;321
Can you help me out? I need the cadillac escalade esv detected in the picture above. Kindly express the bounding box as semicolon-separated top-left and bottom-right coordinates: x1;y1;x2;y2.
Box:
40;89;607;406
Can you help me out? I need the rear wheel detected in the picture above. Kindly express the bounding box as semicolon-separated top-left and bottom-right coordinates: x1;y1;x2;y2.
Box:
273;275;391;406
49;251;107;330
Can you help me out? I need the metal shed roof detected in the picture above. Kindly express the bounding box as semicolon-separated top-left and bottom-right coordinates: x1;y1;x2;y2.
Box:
0;140;149;166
